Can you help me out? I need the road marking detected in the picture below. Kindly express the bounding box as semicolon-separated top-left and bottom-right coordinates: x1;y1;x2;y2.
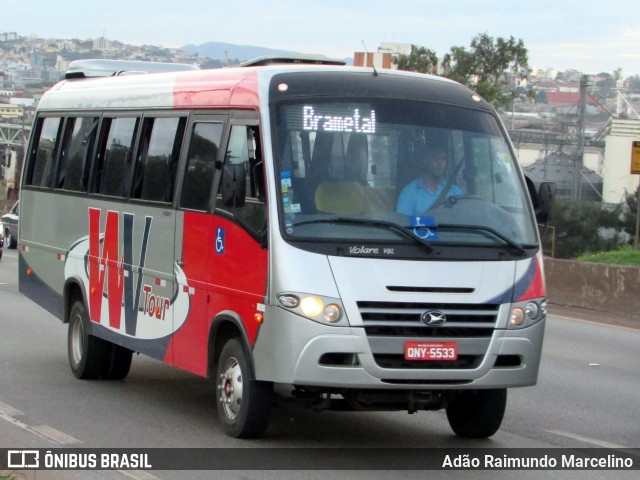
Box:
0;400;80;445
33;424;80;444
0;409;62;444
1;401;156;479
0;400;23;416
549;312;639;332
120;471;160;480
546;429;628;449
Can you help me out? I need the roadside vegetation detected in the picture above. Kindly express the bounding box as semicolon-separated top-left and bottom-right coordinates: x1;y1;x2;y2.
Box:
577;245;640;267
544;187;639;263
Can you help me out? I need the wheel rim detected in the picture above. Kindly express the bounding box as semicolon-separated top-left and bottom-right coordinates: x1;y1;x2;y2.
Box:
218;356;243;421
70;314;84;365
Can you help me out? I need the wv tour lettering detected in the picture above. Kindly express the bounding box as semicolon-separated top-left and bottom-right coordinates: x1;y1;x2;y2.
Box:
88;208;152;335
65;208;191;341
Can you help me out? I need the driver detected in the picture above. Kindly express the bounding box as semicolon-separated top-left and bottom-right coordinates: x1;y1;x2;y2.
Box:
396;144;462;216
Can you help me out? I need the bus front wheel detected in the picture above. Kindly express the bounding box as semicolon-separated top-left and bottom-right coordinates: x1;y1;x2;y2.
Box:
446;388;507;438
215;338;273;438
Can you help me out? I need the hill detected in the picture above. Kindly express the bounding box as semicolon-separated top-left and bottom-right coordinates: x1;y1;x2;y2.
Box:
180;41;353;65
180;41;300;63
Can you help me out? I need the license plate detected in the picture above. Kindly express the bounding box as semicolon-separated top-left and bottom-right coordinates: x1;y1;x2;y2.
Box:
404;341;458;361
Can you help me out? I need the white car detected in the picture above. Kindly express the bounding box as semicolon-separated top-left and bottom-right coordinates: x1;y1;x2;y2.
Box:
1;201;18;249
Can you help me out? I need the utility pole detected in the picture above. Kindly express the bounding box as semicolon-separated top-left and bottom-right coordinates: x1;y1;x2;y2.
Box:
634;187;640;250
574;75;590;201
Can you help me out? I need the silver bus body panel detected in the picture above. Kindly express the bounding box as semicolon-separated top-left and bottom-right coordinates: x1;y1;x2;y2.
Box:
253;235;544;388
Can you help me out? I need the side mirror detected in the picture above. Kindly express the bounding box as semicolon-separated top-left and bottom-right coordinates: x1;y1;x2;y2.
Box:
221;163;246;209
535;182;555;224
525;176;555;224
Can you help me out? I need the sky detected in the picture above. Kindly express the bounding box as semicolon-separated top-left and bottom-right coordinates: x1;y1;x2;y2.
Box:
3;0;640;76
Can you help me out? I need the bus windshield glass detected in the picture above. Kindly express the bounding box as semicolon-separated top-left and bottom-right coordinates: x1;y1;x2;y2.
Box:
273;99;538;256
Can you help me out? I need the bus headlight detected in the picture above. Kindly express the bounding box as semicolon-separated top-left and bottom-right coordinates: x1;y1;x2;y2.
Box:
323;304;342;323
509;307;525;327
299;296;323;316
508;300;546;329
278;292;345;325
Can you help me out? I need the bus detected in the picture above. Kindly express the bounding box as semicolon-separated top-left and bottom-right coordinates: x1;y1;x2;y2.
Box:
19;58;552;439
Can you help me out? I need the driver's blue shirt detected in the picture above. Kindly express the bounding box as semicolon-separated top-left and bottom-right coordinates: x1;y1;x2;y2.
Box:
396;177;462;216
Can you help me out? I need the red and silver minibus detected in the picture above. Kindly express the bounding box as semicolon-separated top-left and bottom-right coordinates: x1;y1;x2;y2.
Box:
19;58;551;438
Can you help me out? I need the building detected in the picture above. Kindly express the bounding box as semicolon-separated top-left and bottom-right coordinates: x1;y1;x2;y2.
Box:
0;103;23;118
353;42;412;70
523;153;602;201
596;119;640;203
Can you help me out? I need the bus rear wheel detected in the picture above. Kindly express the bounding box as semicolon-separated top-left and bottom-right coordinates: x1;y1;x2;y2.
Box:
215;338;273;438
446;388;507;438
102;343;133;380
67;299;133;380
67;300;107;379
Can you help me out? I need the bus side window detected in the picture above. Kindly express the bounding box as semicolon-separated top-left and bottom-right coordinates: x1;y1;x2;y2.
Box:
180;122;224;211
132;117;186;203
219;125;266;233
26;117;63;188
56;117;99;192
92;117;139;197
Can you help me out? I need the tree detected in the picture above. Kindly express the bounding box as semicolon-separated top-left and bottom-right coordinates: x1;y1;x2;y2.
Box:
441;33;530;108
622;186;639;242
550;200;629;258
592;72;617;102
625;75;640;94
393;45;439;74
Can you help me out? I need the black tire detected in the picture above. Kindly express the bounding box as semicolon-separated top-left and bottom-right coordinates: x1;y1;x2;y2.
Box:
102;343;133;380
446;388;507;439
67;300;108;379
6;229;17;249
215;338;273;438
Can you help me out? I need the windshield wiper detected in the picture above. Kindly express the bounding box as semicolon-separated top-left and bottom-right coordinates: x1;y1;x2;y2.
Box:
292;217;434;252
436;223;528;254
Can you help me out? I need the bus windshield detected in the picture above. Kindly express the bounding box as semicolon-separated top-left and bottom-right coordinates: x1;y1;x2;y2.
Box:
273;99;538;256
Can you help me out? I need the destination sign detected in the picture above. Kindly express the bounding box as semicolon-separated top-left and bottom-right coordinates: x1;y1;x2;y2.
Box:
302;105;376;133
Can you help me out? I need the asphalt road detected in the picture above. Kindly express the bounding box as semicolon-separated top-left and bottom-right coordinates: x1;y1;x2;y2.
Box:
0;246;638;479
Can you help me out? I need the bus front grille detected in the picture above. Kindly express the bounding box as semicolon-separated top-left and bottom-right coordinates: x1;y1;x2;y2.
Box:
357;301;500;370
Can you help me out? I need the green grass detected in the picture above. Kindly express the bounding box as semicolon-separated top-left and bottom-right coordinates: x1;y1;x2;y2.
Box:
577;245;640;267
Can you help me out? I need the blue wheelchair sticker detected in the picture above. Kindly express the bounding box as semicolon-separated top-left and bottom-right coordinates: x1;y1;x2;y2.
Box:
215;227;225;254
409;215;439;240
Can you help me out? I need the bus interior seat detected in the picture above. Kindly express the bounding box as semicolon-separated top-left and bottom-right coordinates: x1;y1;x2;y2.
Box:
314;180;365;215
314;134;369;215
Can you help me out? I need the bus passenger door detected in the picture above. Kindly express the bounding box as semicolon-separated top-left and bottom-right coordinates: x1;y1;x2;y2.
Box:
213;123;268;345
171;116;226;376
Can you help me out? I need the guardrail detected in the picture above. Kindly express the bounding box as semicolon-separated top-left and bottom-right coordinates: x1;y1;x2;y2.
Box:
544;257;640;319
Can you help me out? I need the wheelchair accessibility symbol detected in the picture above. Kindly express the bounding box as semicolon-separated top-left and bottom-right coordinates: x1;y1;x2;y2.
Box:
215;227;225;254
410;216;439;240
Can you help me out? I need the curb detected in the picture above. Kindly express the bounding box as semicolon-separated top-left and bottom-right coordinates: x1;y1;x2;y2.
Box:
547;304;639;330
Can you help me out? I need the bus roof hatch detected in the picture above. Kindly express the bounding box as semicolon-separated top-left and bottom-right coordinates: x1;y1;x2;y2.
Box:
240;54;346;67
65;59;199;79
